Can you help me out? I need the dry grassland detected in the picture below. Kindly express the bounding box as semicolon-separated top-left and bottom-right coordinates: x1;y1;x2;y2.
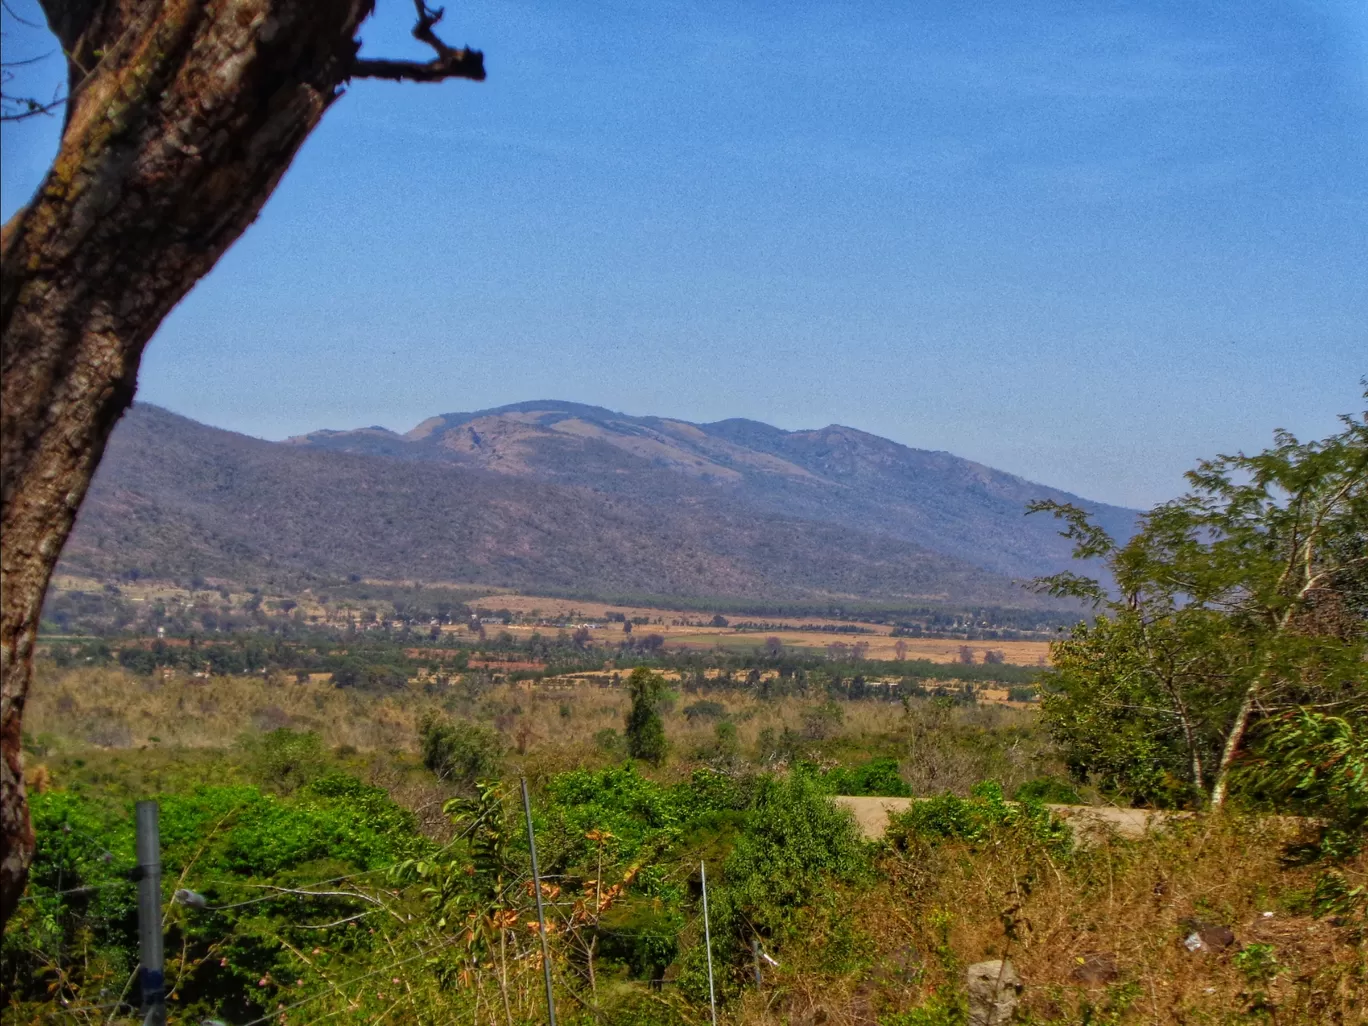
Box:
26;666;1060;797
747;814;1366;1026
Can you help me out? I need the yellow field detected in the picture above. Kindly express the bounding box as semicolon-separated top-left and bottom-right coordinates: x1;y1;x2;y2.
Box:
470;593;1053;666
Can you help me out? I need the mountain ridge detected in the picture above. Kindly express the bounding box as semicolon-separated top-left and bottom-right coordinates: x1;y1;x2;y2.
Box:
60;401;1136;607
283;399;1136;579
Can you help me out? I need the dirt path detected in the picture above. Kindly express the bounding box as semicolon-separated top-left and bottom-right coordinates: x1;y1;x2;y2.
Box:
835;795;1193;844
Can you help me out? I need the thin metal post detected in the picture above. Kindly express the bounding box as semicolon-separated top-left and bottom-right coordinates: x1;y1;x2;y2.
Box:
700;862;717;1026
752;937;763;986
135;801;166;1026
521;777;557;1026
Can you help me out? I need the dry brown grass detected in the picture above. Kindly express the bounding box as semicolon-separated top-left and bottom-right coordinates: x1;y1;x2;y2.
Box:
26;667;1060;799
736;815;1367;1026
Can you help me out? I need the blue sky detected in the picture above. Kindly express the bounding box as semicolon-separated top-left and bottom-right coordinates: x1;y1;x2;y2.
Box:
2;0;1364;508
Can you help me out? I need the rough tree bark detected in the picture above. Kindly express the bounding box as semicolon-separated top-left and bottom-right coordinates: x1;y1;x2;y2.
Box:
0;0;482;929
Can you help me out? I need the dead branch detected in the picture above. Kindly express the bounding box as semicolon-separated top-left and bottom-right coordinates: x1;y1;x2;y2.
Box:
351;1;485;82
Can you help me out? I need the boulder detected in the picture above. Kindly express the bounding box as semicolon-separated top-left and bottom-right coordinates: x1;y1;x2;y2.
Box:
967;959;1022;1026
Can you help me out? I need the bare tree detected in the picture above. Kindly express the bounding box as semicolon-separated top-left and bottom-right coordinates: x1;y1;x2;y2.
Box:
0;0;484;928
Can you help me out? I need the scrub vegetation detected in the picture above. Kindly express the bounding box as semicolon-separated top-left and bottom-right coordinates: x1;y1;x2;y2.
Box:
6;407;1364;1025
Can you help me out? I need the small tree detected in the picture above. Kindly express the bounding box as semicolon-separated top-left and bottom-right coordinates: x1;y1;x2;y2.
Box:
957;645;975;665
1030;402;1366;808
624;667;668;765
420;715;506;791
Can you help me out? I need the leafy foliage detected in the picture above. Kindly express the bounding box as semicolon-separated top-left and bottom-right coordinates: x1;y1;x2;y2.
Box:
1245;709;1368;860
818;757;913;797
625;667;669;765
419;714;506;788
3;775;431;1015
722;771;867;932
1030;403;1367;806
887;781;1072;856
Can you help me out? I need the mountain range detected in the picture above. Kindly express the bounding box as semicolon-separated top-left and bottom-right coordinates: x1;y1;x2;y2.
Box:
59;401;1137;608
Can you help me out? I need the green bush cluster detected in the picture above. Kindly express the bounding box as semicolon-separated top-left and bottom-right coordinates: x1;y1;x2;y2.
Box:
886;781;1072;856
4;773;432;1014
419;713;506;788
817;757;913;797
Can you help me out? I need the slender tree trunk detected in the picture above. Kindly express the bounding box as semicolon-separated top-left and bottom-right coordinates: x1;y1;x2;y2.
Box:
0;0;377;928
1209;683;1259;808
499;927;514;1026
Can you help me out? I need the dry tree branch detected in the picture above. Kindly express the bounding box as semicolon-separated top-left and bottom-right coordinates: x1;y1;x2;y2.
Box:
351;0;485;82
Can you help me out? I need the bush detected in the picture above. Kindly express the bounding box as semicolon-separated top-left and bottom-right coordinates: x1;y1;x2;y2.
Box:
419;715;505;788
1012;776;1082;805
625;667;668;765
1244;710;1368;860
594;726;625;756
801;701;844;740
239;728;326;794
888;781;1071;856
822;757;912;797
682;699;727;722
723;772;867;931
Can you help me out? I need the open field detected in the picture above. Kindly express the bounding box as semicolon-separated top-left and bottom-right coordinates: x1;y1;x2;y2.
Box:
469;592;1054;665
44;574;1056;665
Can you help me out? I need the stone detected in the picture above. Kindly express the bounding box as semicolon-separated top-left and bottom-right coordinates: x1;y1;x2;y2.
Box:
967;959;1022;1026
1179;918;1238;953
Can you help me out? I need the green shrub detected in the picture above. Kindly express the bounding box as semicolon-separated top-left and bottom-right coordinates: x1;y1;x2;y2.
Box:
626;667;669;765
1243;710;1367;860
594;726;625;755
723;771;867;931
880;987;966;1025
419;714;505;788
1012;776;1082;805
683;699;727;722
821;757;912;797
239;728;326;793
888;781;1071;856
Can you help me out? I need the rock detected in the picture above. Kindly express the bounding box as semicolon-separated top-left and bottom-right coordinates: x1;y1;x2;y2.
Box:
967;959;1022;1026
1199;925;1237;951
1070;952;1120;985
1179;918;1238;953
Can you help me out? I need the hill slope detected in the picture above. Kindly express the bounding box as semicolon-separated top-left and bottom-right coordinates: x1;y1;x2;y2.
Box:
59;402;1135;606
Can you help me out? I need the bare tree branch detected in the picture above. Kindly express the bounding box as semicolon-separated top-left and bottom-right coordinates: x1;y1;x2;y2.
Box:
1;0;41;29
351;1;485;82
0;64;64;122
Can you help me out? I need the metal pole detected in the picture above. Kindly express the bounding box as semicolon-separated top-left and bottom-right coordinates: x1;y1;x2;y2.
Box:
700;862;717;1026
135;801;166;1026
521;777;557;1026
752;937;762;986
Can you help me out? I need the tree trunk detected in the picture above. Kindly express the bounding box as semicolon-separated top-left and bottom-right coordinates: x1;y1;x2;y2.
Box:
1209;683;1259;808
0;0;376;929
